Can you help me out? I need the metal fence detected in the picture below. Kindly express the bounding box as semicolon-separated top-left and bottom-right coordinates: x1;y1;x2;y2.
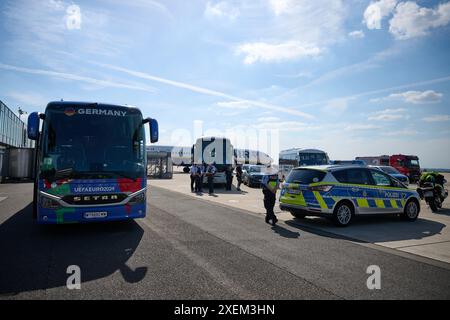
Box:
0;100;34;148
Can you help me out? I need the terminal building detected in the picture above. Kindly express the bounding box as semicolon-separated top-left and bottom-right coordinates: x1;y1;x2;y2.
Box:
0;100;35;182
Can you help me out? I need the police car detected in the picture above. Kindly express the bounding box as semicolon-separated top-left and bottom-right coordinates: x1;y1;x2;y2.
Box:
279;165;420;226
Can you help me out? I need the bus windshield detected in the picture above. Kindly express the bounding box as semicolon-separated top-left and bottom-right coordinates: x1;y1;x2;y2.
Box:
40;106;145;181
298;153;328;166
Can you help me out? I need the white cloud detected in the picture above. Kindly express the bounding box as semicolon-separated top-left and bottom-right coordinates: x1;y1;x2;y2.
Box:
322;98;351;115
216;101;252;109
389;1;450;40
363;0;398;29
368;108;409;121
348;30;365;38
423;115;450;122
345;124;381;131
274;71;312;79
0;63;157;93
233;0;347;64
204;1;240;20
288;46;401;93
385;90;443;104
3;0;129;60
236;41;321;64
257;116;280;122
269;0;291;16
6;91;49;108
253;121;315;132
96;63;314;118
381;129;418;136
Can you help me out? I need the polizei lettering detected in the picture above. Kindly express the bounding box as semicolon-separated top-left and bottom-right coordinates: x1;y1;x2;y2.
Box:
77;108;126;116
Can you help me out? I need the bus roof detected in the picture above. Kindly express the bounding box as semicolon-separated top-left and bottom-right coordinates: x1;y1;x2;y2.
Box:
46;101;141;112
280;148;327;154
195;136;231;141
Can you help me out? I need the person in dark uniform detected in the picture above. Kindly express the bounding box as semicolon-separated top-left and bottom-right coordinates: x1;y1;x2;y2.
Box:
235;164;243;191
189;164;198;193
205;162;217;195
261;173;279;225
225;166;233;191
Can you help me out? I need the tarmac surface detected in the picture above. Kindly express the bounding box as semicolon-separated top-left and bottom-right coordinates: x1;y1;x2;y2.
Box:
0;181;449;299
151;170;450;264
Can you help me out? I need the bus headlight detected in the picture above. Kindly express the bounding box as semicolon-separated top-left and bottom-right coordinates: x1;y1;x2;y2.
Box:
128;192;146;205
40;194;61;209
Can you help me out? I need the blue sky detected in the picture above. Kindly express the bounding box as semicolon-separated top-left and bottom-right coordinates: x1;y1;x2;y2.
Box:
1;0;449;167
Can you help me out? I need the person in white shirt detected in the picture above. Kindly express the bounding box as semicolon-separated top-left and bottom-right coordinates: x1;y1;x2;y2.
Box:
189;164;198;193
197;162;205;192
205;162;217;195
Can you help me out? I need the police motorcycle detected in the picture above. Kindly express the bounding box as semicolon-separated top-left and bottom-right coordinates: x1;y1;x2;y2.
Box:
416;172;448;212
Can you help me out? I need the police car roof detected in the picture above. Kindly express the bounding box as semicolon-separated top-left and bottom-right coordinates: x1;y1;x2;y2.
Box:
292;164;367;171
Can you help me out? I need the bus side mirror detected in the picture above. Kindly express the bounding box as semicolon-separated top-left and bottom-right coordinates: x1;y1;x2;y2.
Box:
27;112;40;140
143;118;158;143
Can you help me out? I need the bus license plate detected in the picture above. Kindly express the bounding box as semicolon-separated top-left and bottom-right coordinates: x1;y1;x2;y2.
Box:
84;212;107;219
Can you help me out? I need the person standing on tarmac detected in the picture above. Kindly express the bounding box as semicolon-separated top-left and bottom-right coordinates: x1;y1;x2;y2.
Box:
189;164;198;193
225;166;233;191
235;164;243;191
261;172;279;225
197;162;205;193
205;162;217;195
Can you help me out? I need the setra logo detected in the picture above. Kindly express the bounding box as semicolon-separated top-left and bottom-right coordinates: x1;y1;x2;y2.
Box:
64;108;76;116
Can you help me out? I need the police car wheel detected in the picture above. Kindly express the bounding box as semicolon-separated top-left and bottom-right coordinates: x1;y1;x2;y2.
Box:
333;202;354;227
402;199;419;220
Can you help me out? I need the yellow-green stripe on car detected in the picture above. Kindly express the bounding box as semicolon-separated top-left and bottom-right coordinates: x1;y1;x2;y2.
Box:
313;191;328;209
390;199;398;208
356;198;369;208
375;199;385;208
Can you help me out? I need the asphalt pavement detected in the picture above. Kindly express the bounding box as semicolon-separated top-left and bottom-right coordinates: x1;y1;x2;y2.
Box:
0;182;449;299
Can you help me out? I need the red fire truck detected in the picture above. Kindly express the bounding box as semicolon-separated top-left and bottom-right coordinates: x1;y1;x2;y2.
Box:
356;154;421;183
389;154;421;183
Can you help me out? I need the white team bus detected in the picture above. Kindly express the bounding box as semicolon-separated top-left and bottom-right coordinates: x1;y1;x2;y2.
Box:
233;148;272;166
192;136;234;184
279;148;329;180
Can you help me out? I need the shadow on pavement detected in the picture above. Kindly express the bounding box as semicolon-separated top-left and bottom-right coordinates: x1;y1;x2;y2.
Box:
433;207;450;216
211;187;249;195
0;203;146;296
284;214;446;243
271;224;300;239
